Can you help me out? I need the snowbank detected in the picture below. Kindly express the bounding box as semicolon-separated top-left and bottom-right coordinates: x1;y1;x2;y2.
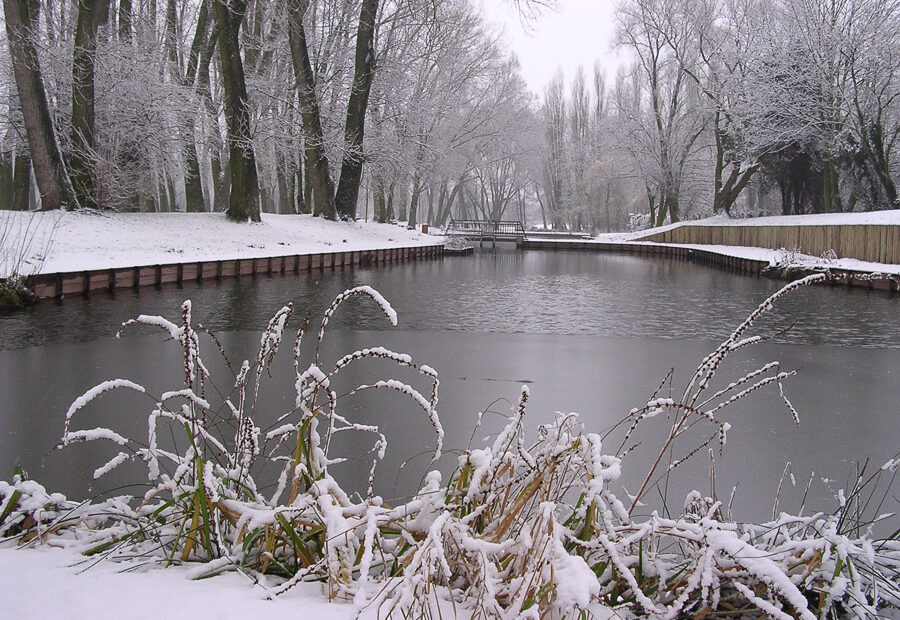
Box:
671;243;900;275
1;210;438;278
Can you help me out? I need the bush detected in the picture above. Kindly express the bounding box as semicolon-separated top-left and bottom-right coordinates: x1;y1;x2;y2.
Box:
0;210;57;311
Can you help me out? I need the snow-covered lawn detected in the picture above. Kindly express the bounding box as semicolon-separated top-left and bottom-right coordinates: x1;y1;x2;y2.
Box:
1;210;438;278
0;544;622;619
0;544;374;620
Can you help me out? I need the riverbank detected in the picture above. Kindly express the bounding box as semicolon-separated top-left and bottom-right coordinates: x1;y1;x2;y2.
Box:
542;211;900;283
0;211;443;301
5;210;900;302
1;210;439;279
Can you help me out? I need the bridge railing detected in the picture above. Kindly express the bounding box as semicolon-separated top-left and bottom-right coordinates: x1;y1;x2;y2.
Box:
446;219;526;238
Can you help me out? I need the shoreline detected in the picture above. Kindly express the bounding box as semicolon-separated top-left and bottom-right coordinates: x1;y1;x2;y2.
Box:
521;238;900;292
26;244;445;300
4;210;900;302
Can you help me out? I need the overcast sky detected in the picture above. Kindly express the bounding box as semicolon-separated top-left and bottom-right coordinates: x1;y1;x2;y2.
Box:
480;0;622;96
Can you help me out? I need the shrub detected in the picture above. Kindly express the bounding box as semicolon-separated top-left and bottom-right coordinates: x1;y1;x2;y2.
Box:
0;211;57;311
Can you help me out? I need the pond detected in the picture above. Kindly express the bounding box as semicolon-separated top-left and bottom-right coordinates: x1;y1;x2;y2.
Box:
1;248;898;525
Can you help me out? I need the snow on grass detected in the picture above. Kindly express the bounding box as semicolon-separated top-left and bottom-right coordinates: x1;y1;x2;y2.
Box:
0;544;374;620
0;210;438;278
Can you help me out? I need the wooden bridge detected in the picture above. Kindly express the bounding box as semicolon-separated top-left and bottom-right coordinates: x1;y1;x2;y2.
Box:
445;219;527;245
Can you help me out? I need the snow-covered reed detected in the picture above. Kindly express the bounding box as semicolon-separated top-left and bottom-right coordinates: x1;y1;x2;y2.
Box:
1;279;897;618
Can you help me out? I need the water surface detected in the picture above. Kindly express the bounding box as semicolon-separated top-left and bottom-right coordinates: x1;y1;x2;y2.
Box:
1;249;897;524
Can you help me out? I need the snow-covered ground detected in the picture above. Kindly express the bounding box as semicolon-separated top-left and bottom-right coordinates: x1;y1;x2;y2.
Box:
0;543;623;619
0;544;379;619
1;210;438;278
550;236;900;276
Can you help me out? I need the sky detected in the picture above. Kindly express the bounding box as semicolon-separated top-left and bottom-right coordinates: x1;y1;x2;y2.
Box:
480;0;622;96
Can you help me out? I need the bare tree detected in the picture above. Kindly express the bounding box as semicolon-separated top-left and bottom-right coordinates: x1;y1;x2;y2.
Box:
217;0;260;221
3;0;73;209
69;0;110;209
616;0;709;225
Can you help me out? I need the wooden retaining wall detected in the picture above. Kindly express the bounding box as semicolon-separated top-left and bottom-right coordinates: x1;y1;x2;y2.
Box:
636;224;900;265
522;239;768;275
520;239;899;292
26;244;444;301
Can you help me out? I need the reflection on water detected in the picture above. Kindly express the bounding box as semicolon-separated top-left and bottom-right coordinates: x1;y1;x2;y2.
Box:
0;248;897;525
2;248;898;350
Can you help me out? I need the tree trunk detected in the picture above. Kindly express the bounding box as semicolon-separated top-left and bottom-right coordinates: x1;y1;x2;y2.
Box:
714;163;758;216
823;160;841;213
286;0;336;219
295;155;307;213
0;152;12;208
185;0;210;86
375;188;386;222
70;0;110;209
117;0;131;41
216;0;260;222
12;153;31;211
375;181;393;222
174;0;207;213
302;153;313;213
4;0;74;210
407;178;420;229
864;121;898;208
197;17;220;211
276;157;290;214
333;0;379;220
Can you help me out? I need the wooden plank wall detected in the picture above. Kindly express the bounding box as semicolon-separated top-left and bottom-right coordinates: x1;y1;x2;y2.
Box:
27;245;445;300
521;239;769;275
520;239;899;292
637;225;900;264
